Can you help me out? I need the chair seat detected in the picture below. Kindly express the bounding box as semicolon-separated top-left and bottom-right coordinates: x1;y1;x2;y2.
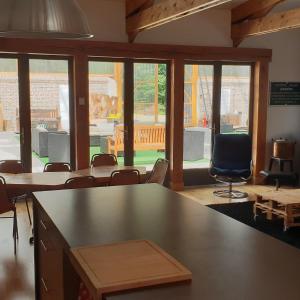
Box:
211;167;251;179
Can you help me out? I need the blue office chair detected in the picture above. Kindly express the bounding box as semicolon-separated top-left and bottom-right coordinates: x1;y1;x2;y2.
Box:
209;134;252;199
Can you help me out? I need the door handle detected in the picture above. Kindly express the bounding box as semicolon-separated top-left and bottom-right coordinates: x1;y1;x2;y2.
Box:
123;126;129;141
41;278;48;293
20;128;25;145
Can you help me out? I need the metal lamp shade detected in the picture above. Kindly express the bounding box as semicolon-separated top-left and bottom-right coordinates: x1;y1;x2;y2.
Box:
0;0;93;39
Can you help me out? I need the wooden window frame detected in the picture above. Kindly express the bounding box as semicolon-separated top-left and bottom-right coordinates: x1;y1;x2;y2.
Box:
0;38;272;189
0;53;75;172
182;61;254;185
87;58;171;168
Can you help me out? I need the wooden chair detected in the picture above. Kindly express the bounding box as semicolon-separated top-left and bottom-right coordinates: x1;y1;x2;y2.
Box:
64;176;96;189
0;160;32;225
44;162;71;172
109;169;140;186
0;176;18;255
146;159;169;185
91;154;118;167
0;160;24;174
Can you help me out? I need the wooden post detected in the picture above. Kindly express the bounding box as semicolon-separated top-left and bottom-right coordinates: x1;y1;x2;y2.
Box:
18;56;32;172
0;102;4;131
114;63;123;116
252;58;270;183
74;53;90;170
124;59;134;166
154;63;159;123
191;65;198;127
169;58;184;191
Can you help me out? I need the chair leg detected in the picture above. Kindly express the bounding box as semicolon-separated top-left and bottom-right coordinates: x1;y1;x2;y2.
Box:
15;210;19;240
25;197;32;225
13;210;18;255
213;181;248;199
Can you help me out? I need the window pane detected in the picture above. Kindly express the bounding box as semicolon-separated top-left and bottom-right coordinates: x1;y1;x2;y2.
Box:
0;58;20;161
30;59;70;172
133;63;167;170
220;65;251;134
183;65;214;169
88;61;124;165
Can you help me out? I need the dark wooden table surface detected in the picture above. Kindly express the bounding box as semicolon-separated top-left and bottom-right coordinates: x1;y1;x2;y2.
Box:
33;184;300;300
1;165;146;193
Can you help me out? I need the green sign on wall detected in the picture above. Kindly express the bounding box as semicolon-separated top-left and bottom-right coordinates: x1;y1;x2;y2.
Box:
270;82;300;105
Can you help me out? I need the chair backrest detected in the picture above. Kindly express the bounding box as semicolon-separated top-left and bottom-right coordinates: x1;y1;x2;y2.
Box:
64;176;95;189
146;159;169;185
0;176;14;214
44;162;71;172
0;160;25;174
109;169;140;186
91;154;118;167
212;134;252;170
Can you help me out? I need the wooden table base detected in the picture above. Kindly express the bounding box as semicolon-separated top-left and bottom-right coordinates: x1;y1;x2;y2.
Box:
254;191;300;231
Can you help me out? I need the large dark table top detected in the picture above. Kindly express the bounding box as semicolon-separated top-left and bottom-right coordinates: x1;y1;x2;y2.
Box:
33;184;300;300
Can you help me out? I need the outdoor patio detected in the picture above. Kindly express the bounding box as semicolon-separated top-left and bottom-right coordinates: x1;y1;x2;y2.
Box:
0;132;210;172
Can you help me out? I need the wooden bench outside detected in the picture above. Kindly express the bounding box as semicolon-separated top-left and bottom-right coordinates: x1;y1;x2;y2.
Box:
16;107;61;131
107;124;165;156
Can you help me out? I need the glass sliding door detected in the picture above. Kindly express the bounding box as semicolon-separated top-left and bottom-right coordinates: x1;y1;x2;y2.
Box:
88;61;124;165
29;59;71;172
133;62;167;170
220;65;251;134
183;64;214;169
0;58;21;161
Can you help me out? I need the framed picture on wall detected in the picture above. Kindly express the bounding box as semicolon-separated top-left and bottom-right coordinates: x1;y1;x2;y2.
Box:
270;82;300;106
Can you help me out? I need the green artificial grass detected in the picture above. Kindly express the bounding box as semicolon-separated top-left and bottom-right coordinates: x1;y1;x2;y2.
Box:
33;146;209;167
32;152;49;165
89;147;165;166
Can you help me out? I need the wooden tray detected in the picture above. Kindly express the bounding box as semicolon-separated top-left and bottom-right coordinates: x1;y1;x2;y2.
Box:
70;240;192;299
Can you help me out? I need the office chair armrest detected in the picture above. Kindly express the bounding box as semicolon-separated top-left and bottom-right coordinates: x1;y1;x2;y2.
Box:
241;160;253;181
208;160;217;179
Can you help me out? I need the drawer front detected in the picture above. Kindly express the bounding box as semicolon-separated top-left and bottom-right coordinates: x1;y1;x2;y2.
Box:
36;208;64;300
39;274;60;300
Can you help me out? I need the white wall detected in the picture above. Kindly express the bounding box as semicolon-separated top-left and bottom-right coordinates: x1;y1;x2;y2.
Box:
77;0;127;42
78;0;300;173
242;30;300;171
77;0;232;46
135;10;232;46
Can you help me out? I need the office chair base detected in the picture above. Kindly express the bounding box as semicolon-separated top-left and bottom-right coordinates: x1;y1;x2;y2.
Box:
213;189;248;199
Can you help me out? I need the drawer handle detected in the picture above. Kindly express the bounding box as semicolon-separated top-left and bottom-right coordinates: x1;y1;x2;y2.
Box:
40;219;47;231
41;278;48;293
40;240;48;252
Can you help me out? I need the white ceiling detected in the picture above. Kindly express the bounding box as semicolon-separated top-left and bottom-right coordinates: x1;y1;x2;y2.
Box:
218;0;300;10
122;0;300;11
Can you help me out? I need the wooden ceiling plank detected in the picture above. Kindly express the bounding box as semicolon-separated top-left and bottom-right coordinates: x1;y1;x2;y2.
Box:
232;0;285;24
232;7;300;43
127;0;234;35
126;0;154;17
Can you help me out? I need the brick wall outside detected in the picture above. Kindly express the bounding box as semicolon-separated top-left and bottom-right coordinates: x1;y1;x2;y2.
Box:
0;73;110;131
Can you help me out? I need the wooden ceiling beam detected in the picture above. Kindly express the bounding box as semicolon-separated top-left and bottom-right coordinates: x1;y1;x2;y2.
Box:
126;0;234;41
126;0;154;17
232;0;285;24
232;7;300;47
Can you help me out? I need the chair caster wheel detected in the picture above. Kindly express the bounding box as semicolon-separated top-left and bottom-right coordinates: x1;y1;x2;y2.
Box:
29;236;34;245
